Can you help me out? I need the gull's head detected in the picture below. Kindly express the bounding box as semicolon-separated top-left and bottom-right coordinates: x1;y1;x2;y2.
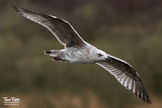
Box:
95;49;108;61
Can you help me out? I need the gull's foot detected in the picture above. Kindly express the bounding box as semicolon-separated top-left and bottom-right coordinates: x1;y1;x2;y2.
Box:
51;56;69;63
53;56;61;60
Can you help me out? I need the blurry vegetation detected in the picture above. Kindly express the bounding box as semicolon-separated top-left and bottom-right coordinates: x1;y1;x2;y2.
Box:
0;0;162;108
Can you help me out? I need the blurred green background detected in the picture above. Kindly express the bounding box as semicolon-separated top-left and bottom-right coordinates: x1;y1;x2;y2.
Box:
0;0;162;108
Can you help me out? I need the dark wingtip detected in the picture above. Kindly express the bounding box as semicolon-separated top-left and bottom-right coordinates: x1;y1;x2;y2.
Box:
11;5;26;14
11;5;19;12
141;92;152;104
147;97;152;104
141;90;152;104
144;90;152;104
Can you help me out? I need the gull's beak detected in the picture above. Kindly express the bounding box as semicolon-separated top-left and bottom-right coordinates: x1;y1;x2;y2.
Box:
106;56;112;61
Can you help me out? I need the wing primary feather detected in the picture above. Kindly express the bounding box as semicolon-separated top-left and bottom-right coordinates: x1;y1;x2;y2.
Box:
96;55;151;104
13;6;86;48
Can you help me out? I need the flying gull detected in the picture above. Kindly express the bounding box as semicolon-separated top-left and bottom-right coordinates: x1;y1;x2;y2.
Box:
13;6;151;103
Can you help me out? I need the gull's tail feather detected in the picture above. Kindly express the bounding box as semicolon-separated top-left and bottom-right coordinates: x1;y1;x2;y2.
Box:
44;50;53;55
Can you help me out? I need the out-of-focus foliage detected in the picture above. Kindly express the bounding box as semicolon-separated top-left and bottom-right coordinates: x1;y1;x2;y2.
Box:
0;0;162;108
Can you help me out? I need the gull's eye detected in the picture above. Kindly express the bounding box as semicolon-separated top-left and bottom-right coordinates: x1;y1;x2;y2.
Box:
97;53;103;57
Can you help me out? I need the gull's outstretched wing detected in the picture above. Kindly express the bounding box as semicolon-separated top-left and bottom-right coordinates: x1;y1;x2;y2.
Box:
96;55;151;103
13;6;86;48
